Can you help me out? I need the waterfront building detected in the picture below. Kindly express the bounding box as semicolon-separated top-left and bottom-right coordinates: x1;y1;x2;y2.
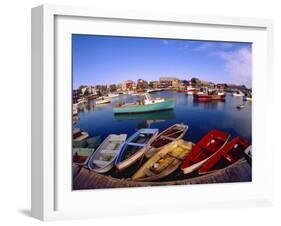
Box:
149;81;160;88
72;89;80;104
159;77;178;88
122;80;135;91
137;78;149;89
172;79;180;88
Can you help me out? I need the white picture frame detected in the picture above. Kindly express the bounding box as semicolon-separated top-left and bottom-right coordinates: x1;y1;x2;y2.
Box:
31;4;274;221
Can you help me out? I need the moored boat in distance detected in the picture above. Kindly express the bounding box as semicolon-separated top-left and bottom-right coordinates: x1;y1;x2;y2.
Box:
95;97;111;105
237;104;245;110
115;128;159;171
198;137;250;175
181;130;230;175
113;93;175;114
232;90;245;97
147;88;162;93
145;124;189;158
88;134;127;173
108;93;119;98
194;88;225;101
132;140;193;181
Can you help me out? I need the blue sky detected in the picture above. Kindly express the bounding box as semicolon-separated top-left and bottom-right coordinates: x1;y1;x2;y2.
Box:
72;35;252;89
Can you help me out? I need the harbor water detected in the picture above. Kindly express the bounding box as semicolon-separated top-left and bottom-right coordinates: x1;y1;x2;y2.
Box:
75;91;252;144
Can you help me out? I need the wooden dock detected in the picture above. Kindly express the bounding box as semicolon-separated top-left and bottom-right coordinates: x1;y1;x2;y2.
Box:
73;159;252;190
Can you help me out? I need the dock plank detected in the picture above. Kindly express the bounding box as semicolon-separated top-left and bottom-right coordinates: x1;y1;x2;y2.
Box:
73;159;251;190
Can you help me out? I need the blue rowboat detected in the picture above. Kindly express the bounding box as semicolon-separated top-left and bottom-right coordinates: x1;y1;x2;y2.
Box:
113;93;175;114
115;128;159;171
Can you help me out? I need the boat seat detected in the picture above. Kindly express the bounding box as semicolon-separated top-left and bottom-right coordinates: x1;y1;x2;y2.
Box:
100;150;118;157
127;142;145;147
160;135;176;141
144;168;156;177
223;154;236;163
93;160;109;168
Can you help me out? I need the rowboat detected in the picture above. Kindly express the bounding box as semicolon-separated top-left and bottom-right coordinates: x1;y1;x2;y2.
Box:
244;145;252;159
198;137;250;175
73;148;95;165
113;93;175;114
73;136;101;149
181;130;230;174
132;140;193;181
145;124;189;158
244;145;252;165
115;128;159;171
87;134;127;173
73;128;89;142
96;97;111;104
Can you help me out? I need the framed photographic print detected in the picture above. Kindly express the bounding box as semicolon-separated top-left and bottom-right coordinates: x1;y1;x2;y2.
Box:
31;4;274;221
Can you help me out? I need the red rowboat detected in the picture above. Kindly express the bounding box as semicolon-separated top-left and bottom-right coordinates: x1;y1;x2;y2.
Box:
198;137;250;175
181;130;230;174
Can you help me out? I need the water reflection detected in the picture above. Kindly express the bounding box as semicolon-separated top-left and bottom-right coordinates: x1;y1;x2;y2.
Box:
114;110;176;121
75;91;252;143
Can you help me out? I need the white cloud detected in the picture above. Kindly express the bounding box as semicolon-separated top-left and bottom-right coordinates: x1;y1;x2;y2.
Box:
214;48;252;87
194;42;215;51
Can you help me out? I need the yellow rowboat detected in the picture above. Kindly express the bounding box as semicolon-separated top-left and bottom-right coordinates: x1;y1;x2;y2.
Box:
132;139;193;181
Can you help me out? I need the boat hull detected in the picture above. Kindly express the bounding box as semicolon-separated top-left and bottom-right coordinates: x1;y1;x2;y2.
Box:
132;140;193;181
115;129;159;171
145;124;189;158
181;130;230;175
87;134;127;173
113;99;175;114
198;137;250;175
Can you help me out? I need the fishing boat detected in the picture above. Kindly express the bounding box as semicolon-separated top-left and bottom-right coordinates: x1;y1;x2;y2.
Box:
145;124;189;158
198;137;250;175
88;134;127;173
232;90;245;97
96;97;111;105
73;148;95;165
115;128;159;171
211;92;226;100
132;140;193;181
147;88;162;93
113;93;175;114
194;88;225;101
193;93;212;101
181;130;230;175
73;128;89;142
